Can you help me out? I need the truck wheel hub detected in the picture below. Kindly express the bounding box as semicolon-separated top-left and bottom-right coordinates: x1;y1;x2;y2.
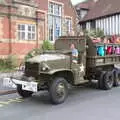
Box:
56;83;65;97
106;75;113;86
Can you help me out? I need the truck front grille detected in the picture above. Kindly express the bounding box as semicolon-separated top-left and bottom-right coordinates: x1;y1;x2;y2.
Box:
25;62;39;77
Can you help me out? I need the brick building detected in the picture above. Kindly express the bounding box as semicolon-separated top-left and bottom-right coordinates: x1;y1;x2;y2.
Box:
0;0;77;59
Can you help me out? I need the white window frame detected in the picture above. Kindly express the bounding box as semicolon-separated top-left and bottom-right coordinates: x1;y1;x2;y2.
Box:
49;2;62;17
18;24;36;41
65;18;72;34
48;2;62;43
18;24;26;40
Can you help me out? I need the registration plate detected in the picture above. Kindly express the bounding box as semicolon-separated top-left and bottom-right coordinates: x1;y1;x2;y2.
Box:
22;81;38;92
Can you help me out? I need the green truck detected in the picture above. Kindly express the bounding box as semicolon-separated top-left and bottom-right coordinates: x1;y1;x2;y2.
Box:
3;36;120;104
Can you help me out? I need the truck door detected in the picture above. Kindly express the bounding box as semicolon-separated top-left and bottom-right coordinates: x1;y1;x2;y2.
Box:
71;39;87;85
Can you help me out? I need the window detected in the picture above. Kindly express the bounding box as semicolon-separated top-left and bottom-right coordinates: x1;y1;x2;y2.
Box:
18;25;25;40
54;4;62;16
55;17;61;38
90;20;96;29
49;3;54;14
48;2;62;42
64;18;72;35
82;23;86;30
18;24;36;40
80;10;88;19
63;18;72;35
76;10;81;18
49;3;62;16
48;15;54;41
28;25;36;40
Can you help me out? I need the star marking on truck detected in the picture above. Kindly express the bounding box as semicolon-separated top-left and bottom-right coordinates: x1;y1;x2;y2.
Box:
80;64;84;72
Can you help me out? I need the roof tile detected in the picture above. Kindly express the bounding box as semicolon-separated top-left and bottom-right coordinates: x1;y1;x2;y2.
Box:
80;0;120;22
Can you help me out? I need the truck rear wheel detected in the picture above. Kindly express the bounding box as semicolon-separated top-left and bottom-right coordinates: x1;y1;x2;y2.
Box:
98;71;106;89
17;85;33;98
49;77;68;104
114;69;120;86
102;71;114;90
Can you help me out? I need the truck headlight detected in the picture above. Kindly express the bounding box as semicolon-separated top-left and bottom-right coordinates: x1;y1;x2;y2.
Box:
42;67;47;71
41;63;50;71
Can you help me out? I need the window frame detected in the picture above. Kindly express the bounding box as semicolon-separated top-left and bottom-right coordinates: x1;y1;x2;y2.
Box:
18;24;36;41
48;2;62;42
65;18;72;34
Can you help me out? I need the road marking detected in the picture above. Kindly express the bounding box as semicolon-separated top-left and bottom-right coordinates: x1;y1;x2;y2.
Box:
0;101;9;105
0;98;24;108
8;98;24;103
0;104;4;107
15;98;24;102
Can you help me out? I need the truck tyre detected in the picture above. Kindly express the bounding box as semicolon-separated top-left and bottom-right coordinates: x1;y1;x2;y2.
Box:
102;71;114;90
49;77;68;104
98;71;106;89
17;85;33;98
114;69;120;86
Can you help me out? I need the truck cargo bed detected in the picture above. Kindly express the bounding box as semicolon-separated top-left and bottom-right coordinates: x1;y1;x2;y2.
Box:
87;55;120;67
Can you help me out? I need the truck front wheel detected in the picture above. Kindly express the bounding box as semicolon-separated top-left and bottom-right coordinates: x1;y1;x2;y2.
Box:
49;77;68;104
17;85;33;98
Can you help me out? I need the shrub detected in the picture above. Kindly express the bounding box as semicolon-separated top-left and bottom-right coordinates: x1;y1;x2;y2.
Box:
25;40;54;61
84;28;104;38
5;55;18;69
42;40;54;51
0;55;18;72
0;59;5;67
25;48;42;61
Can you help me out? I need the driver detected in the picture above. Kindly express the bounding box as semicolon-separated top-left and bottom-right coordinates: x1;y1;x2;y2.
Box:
70;43;78;63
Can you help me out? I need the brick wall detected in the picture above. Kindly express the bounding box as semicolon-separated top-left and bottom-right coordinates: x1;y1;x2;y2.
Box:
11;43;36;55
0;43;9;55
2;16;10;39
0;2;39;59
0;0;77;60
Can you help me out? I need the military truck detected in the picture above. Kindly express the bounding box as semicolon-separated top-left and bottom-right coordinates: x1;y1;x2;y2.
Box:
3;36;120;104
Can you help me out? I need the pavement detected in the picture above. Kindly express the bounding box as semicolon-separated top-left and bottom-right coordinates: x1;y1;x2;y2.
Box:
0;71;23;95
0;79;16;95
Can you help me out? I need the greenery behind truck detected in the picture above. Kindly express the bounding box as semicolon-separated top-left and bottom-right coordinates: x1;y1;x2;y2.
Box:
3;36;120;104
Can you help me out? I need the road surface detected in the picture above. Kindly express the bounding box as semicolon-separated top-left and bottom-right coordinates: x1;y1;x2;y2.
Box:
0;86;120;120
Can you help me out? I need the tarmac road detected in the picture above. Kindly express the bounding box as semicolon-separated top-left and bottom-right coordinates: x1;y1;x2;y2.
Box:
0;86;120;120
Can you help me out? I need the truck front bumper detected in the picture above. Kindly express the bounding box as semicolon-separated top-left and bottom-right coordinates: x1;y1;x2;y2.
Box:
3;77;38;92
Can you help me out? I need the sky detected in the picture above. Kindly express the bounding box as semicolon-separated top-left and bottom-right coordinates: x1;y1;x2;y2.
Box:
71;0;86;5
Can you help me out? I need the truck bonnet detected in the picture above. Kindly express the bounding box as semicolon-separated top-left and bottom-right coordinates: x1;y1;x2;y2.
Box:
26;54;67;63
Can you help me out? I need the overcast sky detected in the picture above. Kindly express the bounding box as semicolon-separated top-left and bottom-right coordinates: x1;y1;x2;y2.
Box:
71;0;86;5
